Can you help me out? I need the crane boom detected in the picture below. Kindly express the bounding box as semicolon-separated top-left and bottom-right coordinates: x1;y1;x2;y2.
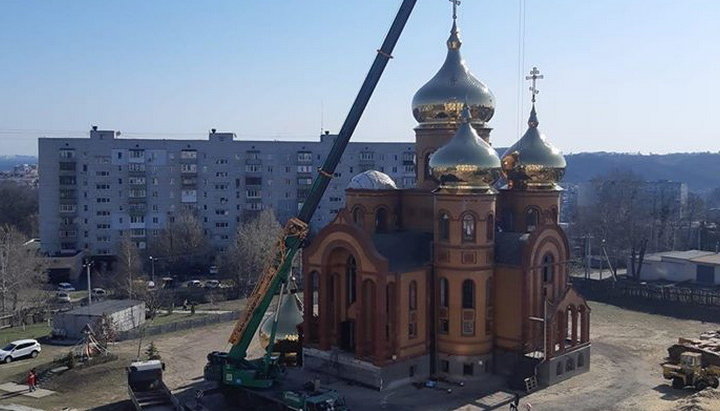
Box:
226;0;417;363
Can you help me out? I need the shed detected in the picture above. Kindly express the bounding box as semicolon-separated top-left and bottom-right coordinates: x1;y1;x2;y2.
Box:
53;299;145;340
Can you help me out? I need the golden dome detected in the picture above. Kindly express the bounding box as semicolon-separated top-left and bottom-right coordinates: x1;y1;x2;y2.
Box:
259;291;303;347
411;21;495;127
501;105;566;190
429;106;501;190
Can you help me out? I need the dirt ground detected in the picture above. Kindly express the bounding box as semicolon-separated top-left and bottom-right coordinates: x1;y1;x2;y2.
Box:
0;301;719;410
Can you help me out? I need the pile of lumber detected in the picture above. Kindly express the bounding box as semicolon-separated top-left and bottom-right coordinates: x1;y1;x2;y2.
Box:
668;330;720;367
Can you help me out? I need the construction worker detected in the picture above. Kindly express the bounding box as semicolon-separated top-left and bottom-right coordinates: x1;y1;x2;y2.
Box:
509;392;520;410
27;369;37;392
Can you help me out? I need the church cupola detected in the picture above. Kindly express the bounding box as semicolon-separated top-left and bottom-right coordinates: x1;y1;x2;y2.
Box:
429;106;501;191
411;1;495;128
501;67;566;190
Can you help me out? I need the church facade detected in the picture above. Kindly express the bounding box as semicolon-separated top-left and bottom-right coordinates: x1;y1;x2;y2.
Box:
301;9;590;391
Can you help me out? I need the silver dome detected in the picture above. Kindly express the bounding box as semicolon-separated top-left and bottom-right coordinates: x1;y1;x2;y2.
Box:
347;170;398;190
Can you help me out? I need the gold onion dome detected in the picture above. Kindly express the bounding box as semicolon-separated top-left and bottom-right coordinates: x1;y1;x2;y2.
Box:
259;291;303;347
411;20;495;127
501;105;566;190
429;106;501;189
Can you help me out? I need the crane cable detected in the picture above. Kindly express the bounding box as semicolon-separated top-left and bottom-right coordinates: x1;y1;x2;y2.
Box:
516;0;527;139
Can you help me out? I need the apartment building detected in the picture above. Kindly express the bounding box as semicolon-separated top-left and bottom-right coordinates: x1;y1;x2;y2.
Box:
39;128;416;256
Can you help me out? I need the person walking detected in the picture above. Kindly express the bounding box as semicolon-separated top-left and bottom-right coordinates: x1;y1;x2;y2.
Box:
509;392;520;410
27;369;37;392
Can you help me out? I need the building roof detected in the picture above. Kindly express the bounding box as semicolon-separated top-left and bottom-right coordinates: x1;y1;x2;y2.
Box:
494;232;530;266
646;250;720;266
63;299;144;317
371;231;433;272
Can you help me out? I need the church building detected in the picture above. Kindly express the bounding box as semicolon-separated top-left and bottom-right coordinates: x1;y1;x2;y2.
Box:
301;5;590;390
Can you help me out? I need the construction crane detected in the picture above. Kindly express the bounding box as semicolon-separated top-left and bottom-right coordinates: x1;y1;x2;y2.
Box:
204;0;417;408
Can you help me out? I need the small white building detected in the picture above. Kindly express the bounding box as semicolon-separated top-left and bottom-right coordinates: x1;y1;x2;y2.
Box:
639;250;720;285
53;300;145;340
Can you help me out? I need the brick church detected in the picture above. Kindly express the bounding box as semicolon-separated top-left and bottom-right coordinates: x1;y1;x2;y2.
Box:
301;6;590;390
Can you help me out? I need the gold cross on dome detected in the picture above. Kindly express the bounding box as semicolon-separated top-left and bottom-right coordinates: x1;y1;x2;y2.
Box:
526;66;544;103
450;0;461;20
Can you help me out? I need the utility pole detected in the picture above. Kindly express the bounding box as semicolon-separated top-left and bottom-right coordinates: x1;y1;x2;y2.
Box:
84;259;94;305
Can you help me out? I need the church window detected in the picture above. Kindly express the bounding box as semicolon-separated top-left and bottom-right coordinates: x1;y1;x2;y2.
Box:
439;278;449;308
409;280;417;311
486;213;494;241
526;207;540;231
551;206;559;224
461;214;476;243
439;213;450;241
542;253;554;283
463;363;474;376
375;207;388;232
440;360;450;373
439;319;449;334
352;207;362;226
462;280;475;309
347;256;357;305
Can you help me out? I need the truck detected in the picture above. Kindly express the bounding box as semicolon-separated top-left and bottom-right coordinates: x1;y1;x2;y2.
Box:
663;352;720;390
202;1;418;409
127;360;182;411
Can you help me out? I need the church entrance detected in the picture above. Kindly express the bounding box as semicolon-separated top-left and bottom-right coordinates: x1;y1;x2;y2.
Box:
340;320;356;352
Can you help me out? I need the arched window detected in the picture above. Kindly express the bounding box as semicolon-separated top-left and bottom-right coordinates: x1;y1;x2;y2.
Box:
352;207;362;226
462;214;476;243
542;253;554;283
462;279;475;309
409;281;417;311
375;208;388;232
439;213;450;242
526;207;540;231
501;209;514;232
486;213;494;241
346;256;357;305
439;277;449;308
566;358;575;372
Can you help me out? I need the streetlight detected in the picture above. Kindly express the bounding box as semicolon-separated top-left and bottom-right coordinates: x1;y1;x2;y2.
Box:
83;259;94;305
149;256;156;283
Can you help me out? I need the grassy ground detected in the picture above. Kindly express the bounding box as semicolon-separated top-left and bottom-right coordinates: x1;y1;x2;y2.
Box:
146;312;207;327
0;323;50;345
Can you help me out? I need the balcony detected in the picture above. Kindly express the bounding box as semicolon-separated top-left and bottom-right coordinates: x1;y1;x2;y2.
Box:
128;204;147;215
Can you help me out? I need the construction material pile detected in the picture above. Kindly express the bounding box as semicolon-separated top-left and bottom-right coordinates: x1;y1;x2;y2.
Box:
668;330;720;367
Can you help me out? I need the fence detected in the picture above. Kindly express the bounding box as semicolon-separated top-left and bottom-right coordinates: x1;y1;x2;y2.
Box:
572;278;720;321
116;311;240;341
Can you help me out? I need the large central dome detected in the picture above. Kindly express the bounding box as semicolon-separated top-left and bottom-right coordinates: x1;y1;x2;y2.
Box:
412;21;495;127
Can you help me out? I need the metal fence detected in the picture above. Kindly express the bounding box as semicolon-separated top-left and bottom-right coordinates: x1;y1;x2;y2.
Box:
117;311;240;341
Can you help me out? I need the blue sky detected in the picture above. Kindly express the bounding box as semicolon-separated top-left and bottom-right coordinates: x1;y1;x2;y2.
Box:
0;0;718;155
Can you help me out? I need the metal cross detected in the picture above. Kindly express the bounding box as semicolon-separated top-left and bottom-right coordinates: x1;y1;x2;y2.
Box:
450;0;461;20
525;66;544;103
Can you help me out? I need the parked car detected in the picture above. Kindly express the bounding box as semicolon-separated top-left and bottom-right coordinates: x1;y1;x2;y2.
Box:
188;280;202;288
56;292;71;303
92;288;106;296
0;339;41;363
204;280;220;289
209;265;219;275
57;282;75;292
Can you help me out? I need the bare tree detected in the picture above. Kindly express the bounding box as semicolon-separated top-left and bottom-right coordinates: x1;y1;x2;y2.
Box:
219;210;282;296
115;234;142;298
0;225;49;314
150;211;210;277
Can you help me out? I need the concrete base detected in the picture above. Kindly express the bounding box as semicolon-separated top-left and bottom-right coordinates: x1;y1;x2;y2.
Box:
537;345;591;386
303;347;430;391
0;383;55;398
435;352;493;382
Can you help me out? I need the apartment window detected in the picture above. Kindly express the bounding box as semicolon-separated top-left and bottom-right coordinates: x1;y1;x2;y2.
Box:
360;151;374;161
181;164;197;173
96;210;110;216
247;202;263;211
59;176;76;185
129;177;146;185
59;162;76;171
152;217;159;223
245;176;262;186
152;205;158;211
246;190;261;199
96;224;110;229
245;164;261;173
297;177;312;185
128;163;145;172
246;150;260;160
96;198;110;203
216;158;228;165
180;149;197;159
96;184;110;190
59;204;76;213
130;216;145;223
216;171;228;177
129;149;144;159
59;149;75;159
215;222;229;228
131;228;146;236
297;165;313;173
297;151;312;163
152;178;158;185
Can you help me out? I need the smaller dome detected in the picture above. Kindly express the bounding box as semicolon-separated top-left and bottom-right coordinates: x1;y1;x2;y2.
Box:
347;170;398;190
501;106;566;190
429;106;501;190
